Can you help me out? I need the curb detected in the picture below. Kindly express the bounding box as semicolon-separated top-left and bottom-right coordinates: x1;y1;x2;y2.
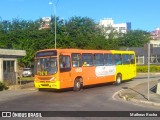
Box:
137;73;160;76
118;90;160;107
8;84;35;91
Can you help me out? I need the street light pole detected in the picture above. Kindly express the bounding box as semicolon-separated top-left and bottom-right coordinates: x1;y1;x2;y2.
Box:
148;43;150;101
54;6;56;49
49;0;59;49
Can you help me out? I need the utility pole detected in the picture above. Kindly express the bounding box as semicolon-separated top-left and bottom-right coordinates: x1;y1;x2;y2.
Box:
49;0;59;49
147;43;150;100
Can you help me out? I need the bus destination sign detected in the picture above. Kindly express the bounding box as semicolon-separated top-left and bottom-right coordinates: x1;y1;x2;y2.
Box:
36;50;57;57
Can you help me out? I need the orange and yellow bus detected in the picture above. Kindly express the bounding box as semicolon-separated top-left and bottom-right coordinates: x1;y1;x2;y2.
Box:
34;49;136;91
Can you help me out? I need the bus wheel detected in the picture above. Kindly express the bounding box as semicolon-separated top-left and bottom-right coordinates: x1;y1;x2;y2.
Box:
73;79;81;91
115;74;122;85
38;88;44;91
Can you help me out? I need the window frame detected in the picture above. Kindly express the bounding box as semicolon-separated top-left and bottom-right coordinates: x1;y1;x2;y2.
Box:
114;54;122;65
82;53;93;67
94;53;104;66
71;53;82;67
3;60;15;73
122;54;130;65
104;53;114;66
130;54;136;64
59;55;71;72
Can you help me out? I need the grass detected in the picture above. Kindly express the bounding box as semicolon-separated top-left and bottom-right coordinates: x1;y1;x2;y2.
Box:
18;77;34;85
20;77;34;81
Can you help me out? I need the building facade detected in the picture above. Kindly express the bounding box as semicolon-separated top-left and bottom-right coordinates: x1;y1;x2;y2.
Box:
121;44;160;65
0;49;26;84
150;28;160;40
39;17;51;30
99;18;131;34
150;28;160;48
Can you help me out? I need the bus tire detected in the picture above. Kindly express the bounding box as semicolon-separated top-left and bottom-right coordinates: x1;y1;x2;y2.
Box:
73;79;81;91
38;88;44;91
115;74;122;85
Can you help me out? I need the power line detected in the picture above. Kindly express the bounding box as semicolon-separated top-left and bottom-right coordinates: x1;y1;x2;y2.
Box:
56;0;60;7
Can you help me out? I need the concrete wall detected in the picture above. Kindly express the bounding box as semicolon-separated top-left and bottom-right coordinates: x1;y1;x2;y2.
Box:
0;49;26;84
0;58;3;82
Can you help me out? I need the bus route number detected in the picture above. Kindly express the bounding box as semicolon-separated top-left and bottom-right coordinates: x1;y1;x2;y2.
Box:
75;68;82;73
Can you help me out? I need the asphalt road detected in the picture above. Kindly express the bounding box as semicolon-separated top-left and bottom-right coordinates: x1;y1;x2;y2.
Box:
0;76;160;120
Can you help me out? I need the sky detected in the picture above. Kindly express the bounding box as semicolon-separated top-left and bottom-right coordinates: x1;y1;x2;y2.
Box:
0;0;160;31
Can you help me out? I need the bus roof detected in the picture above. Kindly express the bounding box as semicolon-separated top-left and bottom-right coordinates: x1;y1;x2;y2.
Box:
36;49;135;54
110;50;135;54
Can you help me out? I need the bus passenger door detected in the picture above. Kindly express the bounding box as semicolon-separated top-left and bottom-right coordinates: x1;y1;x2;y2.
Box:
129;54;136;78
71;53;83;85
59;55;72;88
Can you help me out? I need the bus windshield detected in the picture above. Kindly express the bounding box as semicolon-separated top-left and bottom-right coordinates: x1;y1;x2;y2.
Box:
35;57;57;76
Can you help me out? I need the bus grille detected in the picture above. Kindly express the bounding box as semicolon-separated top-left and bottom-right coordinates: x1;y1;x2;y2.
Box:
41;84;49;86
37;77;52;81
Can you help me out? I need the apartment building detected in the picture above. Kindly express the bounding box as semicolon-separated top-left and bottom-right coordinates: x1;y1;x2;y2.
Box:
150;28;160;47
150;28;160;40
99;18;131;34
39;17;51;30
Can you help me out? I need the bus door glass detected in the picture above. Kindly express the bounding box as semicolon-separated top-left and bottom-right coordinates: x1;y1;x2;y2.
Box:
122;54;130;79
60;55;71;72
59;55;72;88
130;54;136;77
114;54;122;79
71;53;82;82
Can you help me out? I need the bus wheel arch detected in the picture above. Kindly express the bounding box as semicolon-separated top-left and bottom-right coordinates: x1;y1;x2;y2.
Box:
115;73;122;85
73;76;83;91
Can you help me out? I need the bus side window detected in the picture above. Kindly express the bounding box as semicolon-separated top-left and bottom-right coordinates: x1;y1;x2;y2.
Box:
122;54;130;65
130;54;135;64
94;53;104;66
114;54;122;65
104;54;113;66
60;55;71;72
82;53;93;67
71;53;82;67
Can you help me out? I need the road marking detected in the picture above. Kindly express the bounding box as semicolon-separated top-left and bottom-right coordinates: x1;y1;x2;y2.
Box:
112;89;124;101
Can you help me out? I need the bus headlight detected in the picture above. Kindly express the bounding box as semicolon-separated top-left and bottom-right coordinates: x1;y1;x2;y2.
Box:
50;77;55;81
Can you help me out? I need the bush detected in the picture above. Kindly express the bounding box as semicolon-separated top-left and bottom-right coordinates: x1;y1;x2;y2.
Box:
137;65;160;73
0;82;8;91
0;82;5;91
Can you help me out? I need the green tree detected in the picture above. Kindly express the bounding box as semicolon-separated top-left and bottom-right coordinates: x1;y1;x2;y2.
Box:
0;20;11;48
0;16;151;67
118;30;150;47
98;25;122;50
65;16;106;49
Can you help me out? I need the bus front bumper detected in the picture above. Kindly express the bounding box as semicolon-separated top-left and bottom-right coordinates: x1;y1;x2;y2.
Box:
34;81;60;89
